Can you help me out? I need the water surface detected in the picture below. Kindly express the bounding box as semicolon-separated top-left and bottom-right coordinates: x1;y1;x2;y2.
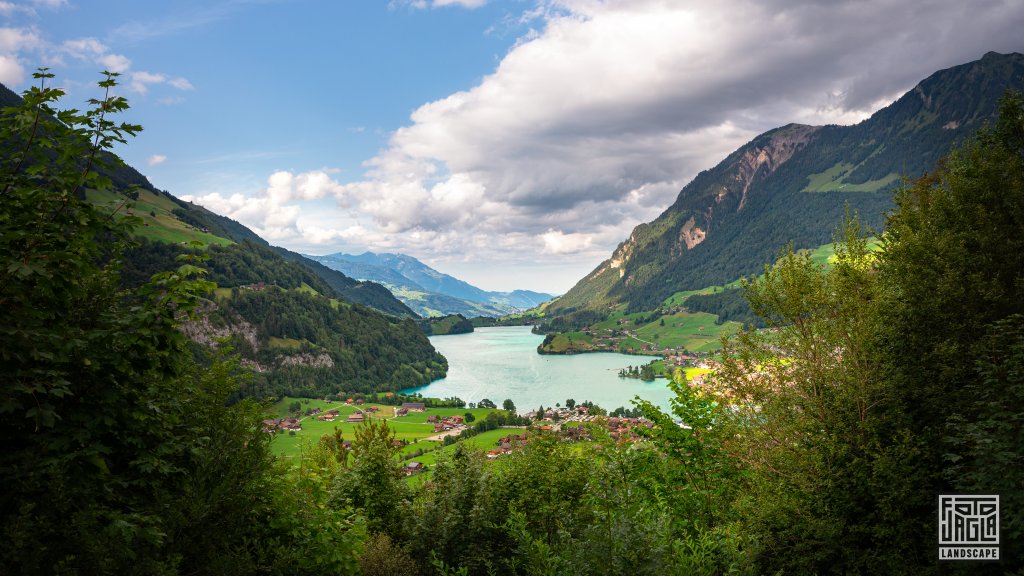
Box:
402;326;675;413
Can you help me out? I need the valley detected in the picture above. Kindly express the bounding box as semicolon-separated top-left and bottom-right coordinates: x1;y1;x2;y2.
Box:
4;44;1023;575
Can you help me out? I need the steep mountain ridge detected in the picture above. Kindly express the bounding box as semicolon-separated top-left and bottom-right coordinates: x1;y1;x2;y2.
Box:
547;51;1024;320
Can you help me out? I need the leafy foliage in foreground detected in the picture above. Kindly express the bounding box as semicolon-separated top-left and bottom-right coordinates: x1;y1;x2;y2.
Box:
0;72;362;575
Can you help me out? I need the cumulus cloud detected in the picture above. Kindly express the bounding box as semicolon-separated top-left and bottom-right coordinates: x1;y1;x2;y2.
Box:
147;154;167;166
541;229;593;254
0;53;25;84
0;27;41;52
99;53;131;73
188;0;1023;291
312;0;1022;272
0;27;42;84
182;169;350;243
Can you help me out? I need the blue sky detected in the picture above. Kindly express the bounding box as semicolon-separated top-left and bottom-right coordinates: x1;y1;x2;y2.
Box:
2;0;1023;293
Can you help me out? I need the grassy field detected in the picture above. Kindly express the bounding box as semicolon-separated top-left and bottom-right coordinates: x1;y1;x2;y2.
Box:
802;161;900;193
86;188;233;246
268;398;504;460
635;311;740;353
662;281;744;308
400;428;515;487
539;307;739;355
392;407;497;424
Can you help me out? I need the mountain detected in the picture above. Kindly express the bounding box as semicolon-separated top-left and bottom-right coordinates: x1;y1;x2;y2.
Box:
1;80;447;396
306;251;555;317
543;51;1024;326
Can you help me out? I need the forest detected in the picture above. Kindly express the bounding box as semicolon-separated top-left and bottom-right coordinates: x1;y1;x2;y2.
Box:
2;72;1021;575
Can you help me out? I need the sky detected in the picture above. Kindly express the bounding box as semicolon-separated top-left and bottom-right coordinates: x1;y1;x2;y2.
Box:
2;0;1023;294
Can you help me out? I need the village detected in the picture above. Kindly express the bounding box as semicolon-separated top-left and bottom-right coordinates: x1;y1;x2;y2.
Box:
263;396;657;480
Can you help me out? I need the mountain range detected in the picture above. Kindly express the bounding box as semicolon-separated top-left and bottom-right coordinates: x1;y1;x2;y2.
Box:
306;251;554;318
541;51;1024;331
7;51;1019;391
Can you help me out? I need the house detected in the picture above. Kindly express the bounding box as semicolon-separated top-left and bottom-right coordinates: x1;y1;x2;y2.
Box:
318;413;336;421
261;419;279;432
449;415;464;424
396;408;409;417
401;402;426;412
280;417;301;431
354;399;365;405
426;415;439;423
404;461;424;475
365;406;379;413
346;413;364;424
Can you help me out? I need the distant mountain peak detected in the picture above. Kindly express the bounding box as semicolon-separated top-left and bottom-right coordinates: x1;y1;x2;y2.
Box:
308;251;554;317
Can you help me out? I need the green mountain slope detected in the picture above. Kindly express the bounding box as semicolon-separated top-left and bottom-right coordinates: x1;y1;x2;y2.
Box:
545;51;1024;324
1;80;442;396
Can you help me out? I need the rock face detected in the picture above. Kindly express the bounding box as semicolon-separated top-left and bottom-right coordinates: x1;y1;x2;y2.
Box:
546;52;1024;318
554;122;819;313
179;303;334;370
278;353;334;369
179;304;259;350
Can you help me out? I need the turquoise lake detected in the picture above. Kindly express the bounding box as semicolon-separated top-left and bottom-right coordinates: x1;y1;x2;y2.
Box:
402;326;675;413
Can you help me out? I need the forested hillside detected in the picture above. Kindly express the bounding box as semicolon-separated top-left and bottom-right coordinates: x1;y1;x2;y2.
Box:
1;76;442;398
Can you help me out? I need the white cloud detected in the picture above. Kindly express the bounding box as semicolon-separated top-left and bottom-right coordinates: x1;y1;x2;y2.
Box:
98;52;131;73
32;0;67;9
61;37;106;59
433;0;489;8
0;53;25;84
167;76;194;90
129;71;165;93
181;0;1023;292
390;0;487;9
285;0;1022;291
147;154;167;166
0;2;35;16
0;27;41;52
541;229;593;254
128;70;193;94
0;27;41;85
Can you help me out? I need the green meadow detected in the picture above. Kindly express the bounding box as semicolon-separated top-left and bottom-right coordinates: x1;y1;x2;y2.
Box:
267;398;506;460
